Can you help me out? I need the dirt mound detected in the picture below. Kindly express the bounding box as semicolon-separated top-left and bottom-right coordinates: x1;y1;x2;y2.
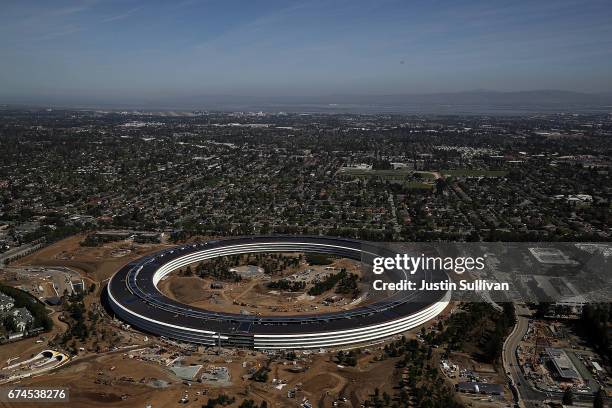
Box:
160;276;210;304
301;372;340;393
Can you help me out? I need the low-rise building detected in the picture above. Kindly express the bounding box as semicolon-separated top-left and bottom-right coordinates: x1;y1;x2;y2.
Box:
456;382;503;396
545;347;582;381
10;307;34;332
0;293;15;312
134;232;162;244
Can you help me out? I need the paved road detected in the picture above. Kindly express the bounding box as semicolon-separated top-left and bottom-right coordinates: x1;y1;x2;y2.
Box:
0;242;43;264
502;303;543;407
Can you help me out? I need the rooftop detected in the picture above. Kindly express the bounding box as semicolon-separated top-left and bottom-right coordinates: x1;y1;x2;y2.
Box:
545;347;581;380
456;382;503;395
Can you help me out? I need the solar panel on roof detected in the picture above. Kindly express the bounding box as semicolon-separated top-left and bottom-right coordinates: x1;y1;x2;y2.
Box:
236;322;252;332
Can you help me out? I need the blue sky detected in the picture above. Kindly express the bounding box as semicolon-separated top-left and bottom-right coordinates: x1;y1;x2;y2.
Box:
1;0;611;104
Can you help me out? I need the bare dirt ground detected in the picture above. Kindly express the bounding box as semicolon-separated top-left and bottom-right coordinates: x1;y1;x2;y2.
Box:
159;276;211;304
0;351;183;408
0;345;411;408
12;234;169;283
158;258;375;316
293;353;401;406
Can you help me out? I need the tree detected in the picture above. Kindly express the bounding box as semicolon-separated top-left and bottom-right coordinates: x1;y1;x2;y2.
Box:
0;284;52;331
534;302;550;318
382;392;391;406
237;400;257;408
562;388;573;405
593;389;604;408
3;316;17;332
435;177;448;194
579;304;611;360
251;366;269;382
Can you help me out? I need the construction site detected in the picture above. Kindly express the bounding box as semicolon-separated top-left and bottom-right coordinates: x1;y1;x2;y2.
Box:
2;233;607;407
157;256;370;316
0;234;454;407
515;319;608;398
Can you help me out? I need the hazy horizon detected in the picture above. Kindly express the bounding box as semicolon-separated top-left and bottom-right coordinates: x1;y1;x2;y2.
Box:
1;0;612;107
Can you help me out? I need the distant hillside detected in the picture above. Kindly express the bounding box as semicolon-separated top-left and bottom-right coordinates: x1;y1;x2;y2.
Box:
148;90;612;113
4;90;612;113
326;90;612;107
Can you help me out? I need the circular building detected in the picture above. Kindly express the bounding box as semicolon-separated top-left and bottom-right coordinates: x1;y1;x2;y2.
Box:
107;236;449;349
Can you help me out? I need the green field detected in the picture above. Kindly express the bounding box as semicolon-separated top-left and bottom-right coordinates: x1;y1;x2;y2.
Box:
341;167;506;182
340;168;437;179
440;169;507;177
340;168;436;189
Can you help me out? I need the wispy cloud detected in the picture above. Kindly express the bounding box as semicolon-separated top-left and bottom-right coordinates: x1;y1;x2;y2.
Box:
48;2;97;18
2;0;611;96
172;0;204;9
101;6;143;23
1;1;97;44
35;25;82;41
23;0;98;23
